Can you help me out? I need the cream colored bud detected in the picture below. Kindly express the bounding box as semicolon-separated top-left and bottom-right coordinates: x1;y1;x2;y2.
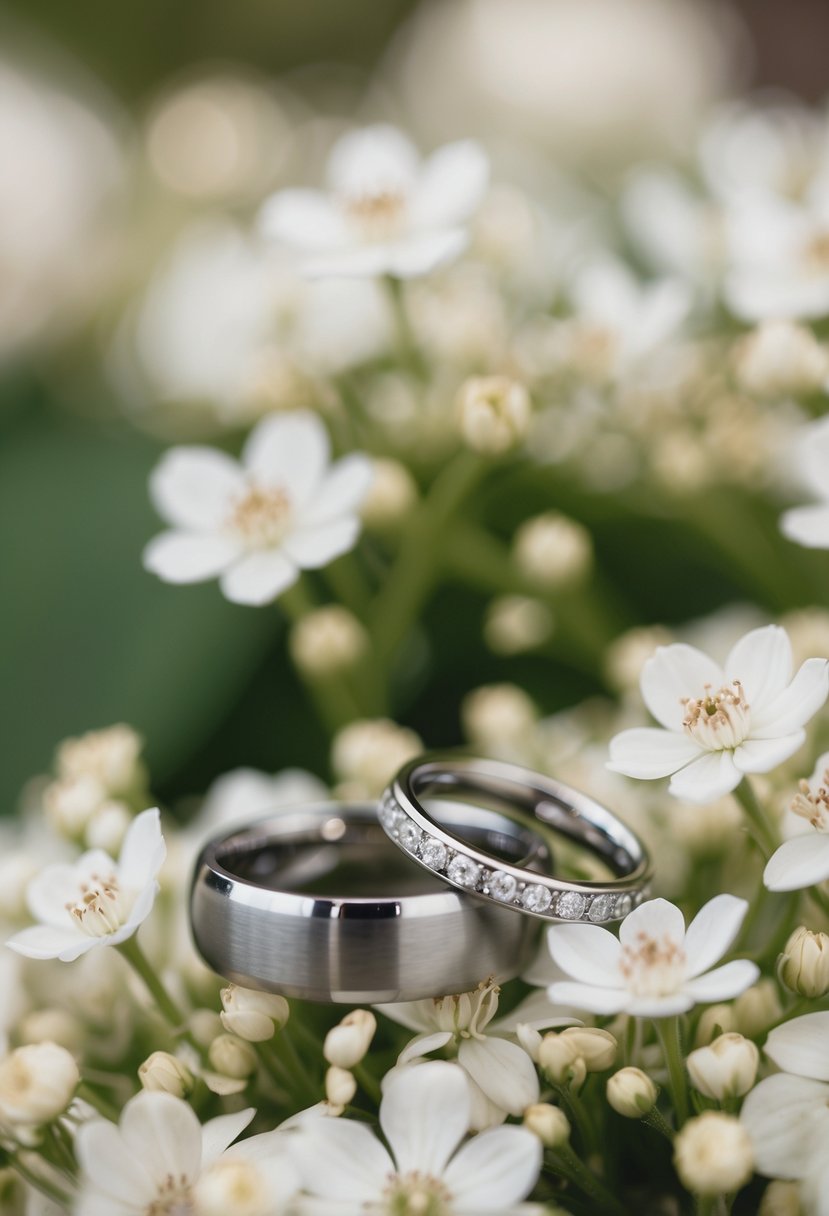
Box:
220;986;290;1043
332;719;422;797
686;1033;758;1100
695;1003;739;1047
289;606;368;677
734;320;829;399
18;1009;83;1053
457;374;531;454
604;626;673;693
513;512;593;589
208;1034;257;1080
759;1180;803;1216
57;724;143;794
138;1051;194;1098
674;1112;754;1196
43;775;102;838
538;1033;585;1088
84;800;132;853
194;1157;279;1216
561;1027;617;1072
462;684;537;751
325;1065;357;1109
734;980;782;1039
484;596;554;655
323;1010;376;1069
360;459;417;529
780;607;829;669
606;1067;658;1118
189;1009;224;1047
0;1042;79;1125
779;927;829;999
524;1102;570;1148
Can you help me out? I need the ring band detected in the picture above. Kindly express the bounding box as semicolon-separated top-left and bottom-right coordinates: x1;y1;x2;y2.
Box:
189;801;542;1003
380;754;652;923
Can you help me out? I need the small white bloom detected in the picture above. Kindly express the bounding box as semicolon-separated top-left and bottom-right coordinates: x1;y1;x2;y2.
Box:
292;1060;541;1214
144;411;372;606
608;625;829;803
6;808;165;963
220;986;289;1043
547;894;759;1017
734;979;783;1040
523;1103;570;1148
208;1034;257;1081
194;1154;292;1216
323;1010;376;1070
462;684;538;759
360;458;418;529
56;725;143;795
765;753;829;891
0;1042;79;1126
779;927;829;998
513;512;593;590
331;718;422;799
606;1067;658;1118
484;596;554;656
686;1033;759;1100
674;1112;754;1196
259;124;488;280
289;605;368;676
734;319;829;399
138;1051;194;1098
198;767;328;835
781;417;829;551
456;375;531;454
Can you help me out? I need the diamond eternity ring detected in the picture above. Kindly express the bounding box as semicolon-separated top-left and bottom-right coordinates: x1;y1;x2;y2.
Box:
380;754;652;923
189;800;545;1003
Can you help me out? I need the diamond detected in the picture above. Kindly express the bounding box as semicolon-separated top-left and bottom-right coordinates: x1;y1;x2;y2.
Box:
379;799;404;834
588;894;615;923
446;855;482;889
557;892;586;921
521;884;553;913
420;837;448;871
397;820;422;853
614;893;633;919
489;871;518;902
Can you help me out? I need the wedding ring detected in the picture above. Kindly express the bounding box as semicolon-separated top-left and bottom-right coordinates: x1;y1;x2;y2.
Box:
190;801;543;1003
380;754;652;923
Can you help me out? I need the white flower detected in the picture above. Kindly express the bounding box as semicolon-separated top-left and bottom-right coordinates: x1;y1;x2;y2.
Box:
686;1033;759;1100
6;808;165;962
143;411;372;606
198;767;328;834
75;1090;298;1216
547;894;758;1017
673;1112;754;1196
377;981;572;1126
781;417;829;550
608;625;829;803
0;1042;79;1126
292;1060;542;1214
765;753;829;891
259;123;488;279
331;718;422;799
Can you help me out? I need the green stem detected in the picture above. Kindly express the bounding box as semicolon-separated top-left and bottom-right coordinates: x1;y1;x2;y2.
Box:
117;937;186;1030
546;1145;627;1216
808;884;829;920
656;1017;689;1127
384;275;425;377
552;1084;596;1155
11;1156;73;1210
275;1027;318;1100
733;778;778;858
281;581;365;730
353;1061;382;1105
642;1106;675;1141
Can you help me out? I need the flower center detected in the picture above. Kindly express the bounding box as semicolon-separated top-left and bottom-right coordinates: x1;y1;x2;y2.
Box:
343;190;407;242
228;485;292;549
382;1171;453;1216
428;977;500;1041
803;231;829;273
791;772;829;831
147;1174;193;1216
66;873;131;938
619;931;687;997
682;681;750;750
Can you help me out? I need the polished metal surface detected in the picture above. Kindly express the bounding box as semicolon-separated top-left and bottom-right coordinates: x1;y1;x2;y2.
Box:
381;754;652;922
190;801;541;1003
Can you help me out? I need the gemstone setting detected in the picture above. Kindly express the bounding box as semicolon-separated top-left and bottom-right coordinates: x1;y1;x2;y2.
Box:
489;871;518;902
446;855;482;889
419;837;448;871
588;894;616;923
557;892;587;921
521;883;553;913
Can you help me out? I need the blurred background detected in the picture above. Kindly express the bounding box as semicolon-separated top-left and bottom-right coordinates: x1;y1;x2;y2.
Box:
2;0;829;816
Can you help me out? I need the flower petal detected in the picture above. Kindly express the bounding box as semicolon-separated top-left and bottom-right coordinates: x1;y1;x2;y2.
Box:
458;1037;538;1115
683;894;749;978
398;1031;454;1065
26;854;115;929
751;658;829;738
121;1092;203;1186
442;1126;542;1211
765;1012;829;1081
742;1073;829;1179
547;924;622;987
725;625;792;707
117;808;166;891
143;531;242;583
547;982;629;1015
640;643;725;730
242;411;331;509
764;833;829;891
75;1118;158;1207
733;732;806;774
380;1061;470;1176
258;189;348;252
384;229;469;279
624;994;695;1017
683;959;759;1002
326;125;419;197
219;551;297;606
619;898;685;952
668;750;741;802
490;988;579;1033
281;517;361;570
6;924;92;962
781;504;829;549
292;1117;393;1200
410;140;489;229
201;1107;256;1166
149;447;243;530
301;455;374;528
607;728;701;779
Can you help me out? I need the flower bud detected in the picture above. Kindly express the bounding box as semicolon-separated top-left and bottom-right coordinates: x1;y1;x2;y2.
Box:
686;1033;759;1100
332;720;421;798
538;1033;585;1088
208;1034;257;1080
695;1003;738;1047
734;319;829;399
779;927;829;999
323;1010;376;1069
673;1112;754;1196
325;1066;357;1110
560;1027;617;1072
18;1009;83;1053
194;1158;281;1216
56;723;143;794
138;1051;194;1098
604;626;673;693
462;684;537;753
484;596;553;655
289;607;368;677
456;374;531;454
43;775;102;839
513;512;593;590
360;459;417;529
0;1042;79;1125
189;1009;224;1047
220;986;290;1043
524;1102;570;1148
606;1067;658;1118
734;980;782;1040
759;1180;803;1216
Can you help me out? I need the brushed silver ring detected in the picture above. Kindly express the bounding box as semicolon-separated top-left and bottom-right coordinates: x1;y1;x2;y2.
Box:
380;754;652;923
189;801;543;1003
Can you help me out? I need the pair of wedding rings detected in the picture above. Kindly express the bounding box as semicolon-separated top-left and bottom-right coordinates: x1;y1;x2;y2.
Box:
190;754;651;1003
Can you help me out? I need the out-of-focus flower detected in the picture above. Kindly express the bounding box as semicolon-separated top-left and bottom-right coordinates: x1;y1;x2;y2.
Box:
462;684;538;760
292;1061;541;1213
331;719;422;798
194;1153;297;1216
198;767;327;836
484;596;553;655
360;458;418;529
604;626;674;695
765;753;829;891
686;1033;758;1100
456;374;530;454
778;928;829;999
734;980;783;1040
606;1067;658;1118
513;512;593;590
289;605;368;676
144;411;372;606
523;1103;570;1147
674;1112;754;1196
208;1035;257;1082
259;123;488;279
608;625;829;802
7;809;165;963
759;1181;803;1216
781;417;829;550
734;320;829;399
695;1003;739;1047
220;987;289;1043
0;1042;79;1127
547;895;758;1016
42;724;146;848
